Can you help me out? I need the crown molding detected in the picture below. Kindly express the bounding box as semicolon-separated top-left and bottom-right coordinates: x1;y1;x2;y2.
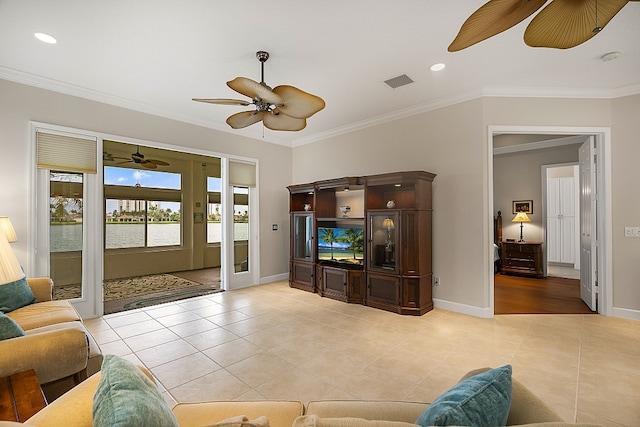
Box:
0;66;293;147
3;66;639;149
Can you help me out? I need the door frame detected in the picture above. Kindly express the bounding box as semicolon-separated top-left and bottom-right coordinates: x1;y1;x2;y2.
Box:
487;125;612;316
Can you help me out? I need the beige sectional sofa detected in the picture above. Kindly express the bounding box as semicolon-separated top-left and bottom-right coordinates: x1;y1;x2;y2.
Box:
0;277;103;399
15;366;601;427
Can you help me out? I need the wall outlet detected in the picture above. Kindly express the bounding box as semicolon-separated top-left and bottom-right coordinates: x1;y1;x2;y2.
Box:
433;276;440;286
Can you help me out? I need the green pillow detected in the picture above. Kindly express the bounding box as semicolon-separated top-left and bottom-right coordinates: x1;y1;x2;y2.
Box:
0;311;25;340
0;276;36;313
93;355;178;427
415;365;512;427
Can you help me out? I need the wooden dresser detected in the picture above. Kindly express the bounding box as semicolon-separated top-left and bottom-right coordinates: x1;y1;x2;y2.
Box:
500;241;543;278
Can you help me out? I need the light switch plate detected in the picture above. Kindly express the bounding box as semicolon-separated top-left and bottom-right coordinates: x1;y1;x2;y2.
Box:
624;226;640;237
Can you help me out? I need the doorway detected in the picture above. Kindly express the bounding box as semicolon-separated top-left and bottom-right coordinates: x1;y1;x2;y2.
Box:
488;126;612;316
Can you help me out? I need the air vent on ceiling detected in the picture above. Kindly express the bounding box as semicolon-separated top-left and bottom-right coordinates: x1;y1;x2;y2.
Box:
384;74;414;89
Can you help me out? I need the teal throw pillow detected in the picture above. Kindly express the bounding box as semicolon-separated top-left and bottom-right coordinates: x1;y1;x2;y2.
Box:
0;276;36;313
0;311;25;340
93;355;178;427
415;365;513;427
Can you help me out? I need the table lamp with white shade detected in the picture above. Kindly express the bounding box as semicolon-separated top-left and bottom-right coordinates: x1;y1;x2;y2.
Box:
512;212;531;243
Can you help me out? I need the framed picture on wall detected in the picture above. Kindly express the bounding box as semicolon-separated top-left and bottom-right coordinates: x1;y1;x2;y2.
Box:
512;200;533;214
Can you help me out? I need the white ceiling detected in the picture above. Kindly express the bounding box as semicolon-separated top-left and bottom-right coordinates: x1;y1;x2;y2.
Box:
1;1;639;147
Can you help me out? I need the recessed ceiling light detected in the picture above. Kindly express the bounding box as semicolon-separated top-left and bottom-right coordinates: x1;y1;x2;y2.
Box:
34;32;57;44
600;51;620;62
430;63;446;72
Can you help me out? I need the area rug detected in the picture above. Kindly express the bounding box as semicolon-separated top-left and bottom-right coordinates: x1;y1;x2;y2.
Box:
103;273;222;314
53;271;222;315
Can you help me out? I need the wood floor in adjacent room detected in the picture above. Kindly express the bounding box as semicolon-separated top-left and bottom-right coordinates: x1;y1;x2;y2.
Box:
494;273;595;314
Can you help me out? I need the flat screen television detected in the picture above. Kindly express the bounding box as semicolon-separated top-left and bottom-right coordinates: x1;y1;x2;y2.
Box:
317;226;364;266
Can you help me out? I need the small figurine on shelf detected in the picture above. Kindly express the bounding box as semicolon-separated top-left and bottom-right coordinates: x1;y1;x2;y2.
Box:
304;203;311;211
339;205;351;218
386;200;396;209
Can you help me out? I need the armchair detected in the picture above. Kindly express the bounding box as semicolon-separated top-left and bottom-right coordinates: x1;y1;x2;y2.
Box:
1;277;103;399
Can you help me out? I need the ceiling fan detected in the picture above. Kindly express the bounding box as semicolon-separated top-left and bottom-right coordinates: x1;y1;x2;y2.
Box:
193;51;325;132
449;0;639;51
106;146;170;169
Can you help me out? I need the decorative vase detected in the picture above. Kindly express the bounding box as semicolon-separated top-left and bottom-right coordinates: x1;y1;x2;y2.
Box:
304;204;311;211
386;200;396;209
339;205;351;218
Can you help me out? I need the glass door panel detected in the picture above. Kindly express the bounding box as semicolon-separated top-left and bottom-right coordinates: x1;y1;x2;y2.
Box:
50;171;84;300
293;213;313;260
233;186;249;273
368;211;399;273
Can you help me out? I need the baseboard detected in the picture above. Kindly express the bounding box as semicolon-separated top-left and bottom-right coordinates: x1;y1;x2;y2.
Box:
611;306;640;321
259;273;289;285
433;298;493;318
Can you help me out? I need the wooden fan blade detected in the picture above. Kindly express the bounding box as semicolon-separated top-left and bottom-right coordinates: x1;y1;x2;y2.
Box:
227;77;284;105
192;98;251;106
263;111;307;131
141;161;157;169
226;111;265;129
524;0;629;49
448;0;547;52
147;159;170;166
271;85;326;119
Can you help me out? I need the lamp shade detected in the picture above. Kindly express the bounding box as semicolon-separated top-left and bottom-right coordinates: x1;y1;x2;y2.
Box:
512;212;531;223
0;217;17;243
0;231;24;284
382;218;395;230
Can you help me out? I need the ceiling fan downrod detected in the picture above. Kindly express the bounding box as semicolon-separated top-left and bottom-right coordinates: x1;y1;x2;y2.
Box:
256;51;269;85
593;0;602;33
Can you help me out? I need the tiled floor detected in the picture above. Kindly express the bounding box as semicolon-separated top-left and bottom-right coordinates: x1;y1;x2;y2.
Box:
84;281;640;427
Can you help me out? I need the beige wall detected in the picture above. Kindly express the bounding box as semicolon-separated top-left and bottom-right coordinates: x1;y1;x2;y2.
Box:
0;79;292;281
610;94;640;313
293;95;640;318
3;75;638;317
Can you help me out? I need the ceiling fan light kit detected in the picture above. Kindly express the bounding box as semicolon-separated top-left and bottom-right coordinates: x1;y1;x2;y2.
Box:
193;51;325;132
449;0;638;51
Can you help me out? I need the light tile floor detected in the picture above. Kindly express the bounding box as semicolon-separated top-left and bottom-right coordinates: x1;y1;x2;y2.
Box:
84;281;640;427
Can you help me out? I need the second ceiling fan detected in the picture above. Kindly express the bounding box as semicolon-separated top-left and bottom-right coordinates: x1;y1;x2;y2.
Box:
449;0;639;51
193;51;325;132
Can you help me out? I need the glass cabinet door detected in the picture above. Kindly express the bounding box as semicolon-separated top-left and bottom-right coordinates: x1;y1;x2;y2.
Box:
292;213;314;260
368;211;399;273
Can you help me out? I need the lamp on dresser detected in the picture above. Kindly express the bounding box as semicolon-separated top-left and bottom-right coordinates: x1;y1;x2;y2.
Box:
512;212;531;243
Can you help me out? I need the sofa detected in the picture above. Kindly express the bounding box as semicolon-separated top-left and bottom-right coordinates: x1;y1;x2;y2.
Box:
12;357;601;427
0;277;103;399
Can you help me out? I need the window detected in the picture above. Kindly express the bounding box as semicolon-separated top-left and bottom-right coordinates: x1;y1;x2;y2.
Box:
207;177;222;244
104;166;182;249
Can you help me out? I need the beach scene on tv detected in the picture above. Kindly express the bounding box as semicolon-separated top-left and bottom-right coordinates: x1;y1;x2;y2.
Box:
317;227;364;265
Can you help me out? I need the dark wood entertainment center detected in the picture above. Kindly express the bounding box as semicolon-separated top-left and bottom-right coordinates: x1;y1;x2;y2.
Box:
288;170;436;315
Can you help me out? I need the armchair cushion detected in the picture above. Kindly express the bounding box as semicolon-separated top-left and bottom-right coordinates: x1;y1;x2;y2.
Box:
0;311;25;340
0;276;36;313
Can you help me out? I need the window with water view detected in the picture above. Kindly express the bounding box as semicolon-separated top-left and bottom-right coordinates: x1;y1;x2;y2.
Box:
104;166;182;249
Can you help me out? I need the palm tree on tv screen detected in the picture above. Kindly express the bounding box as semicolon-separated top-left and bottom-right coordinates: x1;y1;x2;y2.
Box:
318;227;337;260
338;228;364;259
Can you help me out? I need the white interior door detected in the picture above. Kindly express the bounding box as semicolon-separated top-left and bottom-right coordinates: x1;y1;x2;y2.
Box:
579;137;597;311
